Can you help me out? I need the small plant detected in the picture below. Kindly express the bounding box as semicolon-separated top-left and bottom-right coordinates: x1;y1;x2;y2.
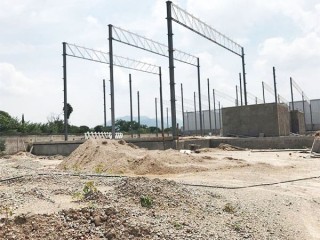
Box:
72;181;97;202
223;203;236;213
140;195;153;208
83;181;97;196
94;163;104;174
72;191;84;201
172;221;182;230
0;139;5;153
0;205;14;220
232;222;241;232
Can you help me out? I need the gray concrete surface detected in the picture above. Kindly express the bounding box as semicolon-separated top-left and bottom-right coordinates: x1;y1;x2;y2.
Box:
222;103;290;137
290;110;306;134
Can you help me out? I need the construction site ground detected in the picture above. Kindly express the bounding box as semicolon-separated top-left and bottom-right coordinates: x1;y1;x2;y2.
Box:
0;139;319;239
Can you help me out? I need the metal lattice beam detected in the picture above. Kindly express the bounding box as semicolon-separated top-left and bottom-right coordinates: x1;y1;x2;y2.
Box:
247;92;263;104
112;25;198;66
171;2;243;56
65;43;159;75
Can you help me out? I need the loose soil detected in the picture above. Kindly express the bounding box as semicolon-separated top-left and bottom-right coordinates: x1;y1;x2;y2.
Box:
1;139;320;239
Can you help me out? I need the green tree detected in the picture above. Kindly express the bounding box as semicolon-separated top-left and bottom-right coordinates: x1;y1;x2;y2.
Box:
0;111;20;132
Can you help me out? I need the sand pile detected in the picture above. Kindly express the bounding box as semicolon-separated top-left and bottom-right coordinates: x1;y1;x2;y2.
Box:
57;139;208;175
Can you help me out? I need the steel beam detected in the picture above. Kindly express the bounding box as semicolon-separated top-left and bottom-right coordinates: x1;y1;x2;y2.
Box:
197;58;203;136
129;74;133;138
62;42;68;141
181;83;185;133
273;66;278;104
159;67;164;138
108;24;116;139
207;78;212;133
103;79;107;127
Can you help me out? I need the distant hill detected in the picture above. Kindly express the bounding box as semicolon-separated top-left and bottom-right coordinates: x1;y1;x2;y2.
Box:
108;115;182;127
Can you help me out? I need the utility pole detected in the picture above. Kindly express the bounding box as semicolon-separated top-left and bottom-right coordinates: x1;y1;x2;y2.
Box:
213;89;217;133
239;73;243;106
273;66;278;104
103;79;107;128
155;98;158;137
129;74;133;138
137;91;140;138
194;91;198;135
207;78;212;133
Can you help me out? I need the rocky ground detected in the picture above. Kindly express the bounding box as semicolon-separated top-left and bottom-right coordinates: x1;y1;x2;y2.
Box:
0;143;320;239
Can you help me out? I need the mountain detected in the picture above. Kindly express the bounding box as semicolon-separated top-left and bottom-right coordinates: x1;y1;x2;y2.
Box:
108;115;182;127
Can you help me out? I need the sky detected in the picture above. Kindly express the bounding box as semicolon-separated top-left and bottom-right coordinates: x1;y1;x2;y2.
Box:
1;0;319;127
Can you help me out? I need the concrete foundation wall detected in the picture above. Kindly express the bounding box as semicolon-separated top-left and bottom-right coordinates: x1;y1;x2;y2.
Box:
222;103;290;137
30;136;314;156
290;110;306;134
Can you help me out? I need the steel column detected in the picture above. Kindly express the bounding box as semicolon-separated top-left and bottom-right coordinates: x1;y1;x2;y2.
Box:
239;73;243;106
236;85;239;106
290;77;294;111
197;58;203;136
129;74;133;138
194;91;198;135
262;82;265;104
207;78;212;133
213;89;217;133
166;107;169;136
137;91;140;138
219;101;221;130
302;92;306;131
108;24;116;139
241;48;247;105
103;79;107;128
62;42;68;141
310;102;314;131
181;83;185;132
159;67;164;138
155;98;158;137
166;1;177;139
273;66;278;104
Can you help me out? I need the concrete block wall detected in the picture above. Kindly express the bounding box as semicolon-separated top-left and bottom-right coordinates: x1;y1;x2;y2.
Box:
222;103;290;137
290;110;306;134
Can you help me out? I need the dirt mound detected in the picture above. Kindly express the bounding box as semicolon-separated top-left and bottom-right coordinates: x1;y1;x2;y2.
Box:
218;143;246;151
57;139;208;175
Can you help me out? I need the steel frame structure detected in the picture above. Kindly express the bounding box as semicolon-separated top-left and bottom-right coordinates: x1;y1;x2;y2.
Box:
166;1;248;138
62;42;163;140
109;24;204;138
261;81;288;105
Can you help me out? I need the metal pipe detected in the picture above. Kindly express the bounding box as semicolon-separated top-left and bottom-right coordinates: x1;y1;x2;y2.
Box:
241;48;247;105
155;98;158;137
62;42;68;141
310;101;314;131
219;101;222;130
194;91;198;135
166;1;177;139
273;66;278;104
166;107;169;136
197;58;203;136
103;79;107;128
108;24;116;139
290;77;294;111
207;78;212;133
236;85;239;106
159;67;164;138
255;97;258;104
129;74;133;138
181;83;185;133
137;91;140;138
213;89;217;133
302;92;306;131
239;73;243;106
262;82;265;104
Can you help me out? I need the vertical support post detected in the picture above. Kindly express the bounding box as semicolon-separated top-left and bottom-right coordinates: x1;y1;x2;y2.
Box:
129;74;133;138
155;98;158;137
62;42;68;141
159;67;164;138
181;83;185;133
166;1;177;139
137;91;140;138
273;66;278;104
241;47;248;105
239;73;243;106
103;79;107;128
207;78;212;133
108;24;116;139
166;107;169;136
197;58;203;136
255;97;258;104
290;77;294;111
187;112;189;132
236;85;239;106
194;91;198;135
262;82;265;104
310;101;314;131
219;101;222;130
213;89;217;133
302;92;306;131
